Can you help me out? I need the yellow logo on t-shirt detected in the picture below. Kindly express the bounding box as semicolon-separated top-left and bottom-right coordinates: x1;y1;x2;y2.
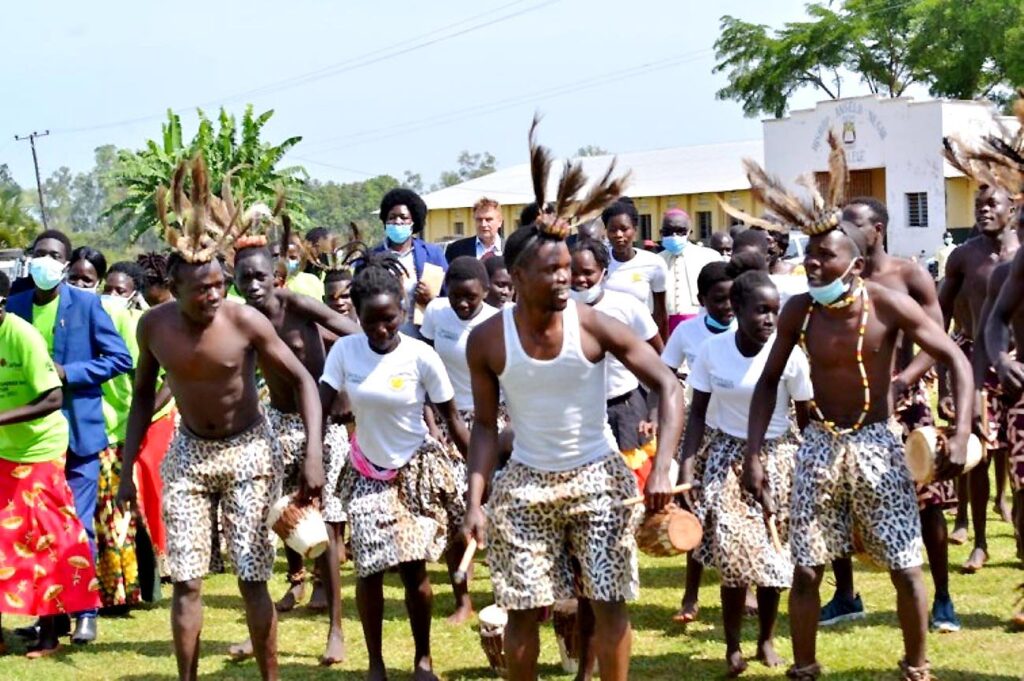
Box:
631;272;643;282
389;375;406;391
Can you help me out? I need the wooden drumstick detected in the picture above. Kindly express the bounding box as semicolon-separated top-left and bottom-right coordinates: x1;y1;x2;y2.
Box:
454;537;478;584
767;515;783;554
621;482;699;507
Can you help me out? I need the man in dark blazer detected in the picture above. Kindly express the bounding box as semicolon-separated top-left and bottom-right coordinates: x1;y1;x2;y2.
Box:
8;230;132;644
444;197;504;263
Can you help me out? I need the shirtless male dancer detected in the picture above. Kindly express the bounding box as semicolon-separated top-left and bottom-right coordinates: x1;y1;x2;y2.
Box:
746;222;973;680
228;237;361;665
937;184;1018;572
819;197;962;631
117;161;325;681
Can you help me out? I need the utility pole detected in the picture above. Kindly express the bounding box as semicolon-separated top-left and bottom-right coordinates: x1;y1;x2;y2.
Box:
14;130;51;229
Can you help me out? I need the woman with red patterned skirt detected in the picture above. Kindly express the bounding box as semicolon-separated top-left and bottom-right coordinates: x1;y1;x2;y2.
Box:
0;272;100;657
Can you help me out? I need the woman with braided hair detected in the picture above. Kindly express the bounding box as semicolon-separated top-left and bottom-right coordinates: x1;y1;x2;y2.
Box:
319;250;470;681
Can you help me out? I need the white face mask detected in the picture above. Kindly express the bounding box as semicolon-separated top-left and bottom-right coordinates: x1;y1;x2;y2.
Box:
101;293;129;310
569;272;604;306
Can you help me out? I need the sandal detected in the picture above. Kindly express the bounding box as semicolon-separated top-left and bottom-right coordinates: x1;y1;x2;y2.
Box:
899;658;932;681
672;603;700;624
785;662;822;680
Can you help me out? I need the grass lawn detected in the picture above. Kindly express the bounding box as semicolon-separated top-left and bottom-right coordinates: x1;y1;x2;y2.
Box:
1;503;1021;680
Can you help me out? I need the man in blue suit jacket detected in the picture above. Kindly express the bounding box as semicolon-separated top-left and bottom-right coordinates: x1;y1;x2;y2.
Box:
8;230;132;643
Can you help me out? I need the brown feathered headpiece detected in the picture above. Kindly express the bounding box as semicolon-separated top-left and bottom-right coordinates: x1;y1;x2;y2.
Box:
527;114;632;239
157;155;284;263
719;129;849;236
299;222;368;275
951;90;1024;201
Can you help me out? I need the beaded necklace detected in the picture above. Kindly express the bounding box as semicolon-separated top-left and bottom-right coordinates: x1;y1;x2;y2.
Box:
800;282;872;435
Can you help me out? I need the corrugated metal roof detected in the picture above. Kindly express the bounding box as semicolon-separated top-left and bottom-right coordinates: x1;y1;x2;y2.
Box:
422;140;764;210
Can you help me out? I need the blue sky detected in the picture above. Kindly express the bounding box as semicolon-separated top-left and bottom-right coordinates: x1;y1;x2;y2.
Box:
0;0;907;189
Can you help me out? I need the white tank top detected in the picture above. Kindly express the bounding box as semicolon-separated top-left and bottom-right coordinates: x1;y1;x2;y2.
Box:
499;299;618;471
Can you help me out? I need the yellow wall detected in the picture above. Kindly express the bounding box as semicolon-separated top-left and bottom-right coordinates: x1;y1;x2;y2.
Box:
945;177;976;230
423;190;760;243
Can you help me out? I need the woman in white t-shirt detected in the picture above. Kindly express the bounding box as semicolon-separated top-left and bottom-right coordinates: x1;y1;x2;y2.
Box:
420;257;506;623
602;197;669;340
682;269;812;676
319;253;470;680
570;238;663;491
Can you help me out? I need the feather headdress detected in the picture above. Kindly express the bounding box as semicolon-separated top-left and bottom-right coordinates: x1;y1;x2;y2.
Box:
527;114;632;239
157;155;281;263
718;129;849;236
956;90;1024;201
300;223;368;274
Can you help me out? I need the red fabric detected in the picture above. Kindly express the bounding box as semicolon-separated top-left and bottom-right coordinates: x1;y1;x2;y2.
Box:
134;411;176;558
632;456;653;494
0;457;100;615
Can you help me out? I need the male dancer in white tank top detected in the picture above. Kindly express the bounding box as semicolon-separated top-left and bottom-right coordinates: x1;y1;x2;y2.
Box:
463;218;684;680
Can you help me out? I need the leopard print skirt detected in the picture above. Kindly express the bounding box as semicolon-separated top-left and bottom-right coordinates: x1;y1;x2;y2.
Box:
265;404;349;523
336;436;464;578
699;428;797;589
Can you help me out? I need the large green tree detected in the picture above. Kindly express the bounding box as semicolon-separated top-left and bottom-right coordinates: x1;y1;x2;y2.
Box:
104;106;307;240
299;174;400;245
714;0;1024;118
0;166;38;248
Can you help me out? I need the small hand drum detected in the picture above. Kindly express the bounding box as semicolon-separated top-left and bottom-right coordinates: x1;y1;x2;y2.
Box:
635;504;702;557
478;604;508;677
905;426;983;485
265;495;329;559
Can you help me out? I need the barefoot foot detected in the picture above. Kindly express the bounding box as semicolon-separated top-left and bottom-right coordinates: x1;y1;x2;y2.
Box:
275;581;307;613
995;499;1013;524
756;640;784;668
948;526;968;546
446;604;475;626
727;649;748;677
672;601;699;624
228;638;254;661
744;589;759;617
412;658;440;681
320;629;346;666
307;581;328;612
961;547;988;574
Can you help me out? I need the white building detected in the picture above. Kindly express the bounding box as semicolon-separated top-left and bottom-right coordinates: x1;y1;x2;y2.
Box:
422;95;1008;258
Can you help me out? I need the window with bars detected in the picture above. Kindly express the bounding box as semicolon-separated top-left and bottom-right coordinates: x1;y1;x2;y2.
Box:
639;214;652;241
697;211;713;240
906;193;928;228
454;221;465;236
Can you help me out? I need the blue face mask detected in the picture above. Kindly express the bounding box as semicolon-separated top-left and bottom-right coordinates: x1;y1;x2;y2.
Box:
29;256;66;291
704;314;735;332
286;258;301;276
385;223;413;244
662;235;688;255
808;260;856;306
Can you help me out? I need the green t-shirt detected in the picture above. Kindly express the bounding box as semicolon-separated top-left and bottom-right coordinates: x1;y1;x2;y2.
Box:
226;285;246;304
100;304;173;445
101;303;140;445
32;295;60;355
286;271;325;300
0;313;69;463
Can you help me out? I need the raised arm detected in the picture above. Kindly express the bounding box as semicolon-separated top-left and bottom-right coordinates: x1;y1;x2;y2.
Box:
245;307;325;500
985;248;1024;394
588;306;683;511
463;320;504;547
117;314;161;511
287;289;361;338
